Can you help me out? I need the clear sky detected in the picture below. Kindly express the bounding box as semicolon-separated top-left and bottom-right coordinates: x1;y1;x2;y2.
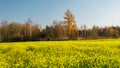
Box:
0;0;120;28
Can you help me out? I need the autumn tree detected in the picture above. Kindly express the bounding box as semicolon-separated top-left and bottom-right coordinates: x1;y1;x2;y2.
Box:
105;27;119;38
31;24;41;40
54;21;68;40
64;9;78;39
0;20;9;41
91;25;99;39
8;22;23;41
22;19;33;41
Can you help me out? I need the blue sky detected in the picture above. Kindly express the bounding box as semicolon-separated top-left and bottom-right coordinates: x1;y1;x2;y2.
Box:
0;0;120;28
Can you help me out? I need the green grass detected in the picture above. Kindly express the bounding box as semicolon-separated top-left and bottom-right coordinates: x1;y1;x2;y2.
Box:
0;39;120;68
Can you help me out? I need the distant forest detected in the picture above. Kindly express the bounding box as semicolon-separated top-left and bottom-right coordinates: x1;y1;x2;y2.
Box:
0;10;120;42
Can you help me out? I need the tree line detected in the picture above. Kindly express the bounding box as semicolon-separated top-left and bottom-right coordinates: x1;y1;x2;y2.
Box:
0;10;120;42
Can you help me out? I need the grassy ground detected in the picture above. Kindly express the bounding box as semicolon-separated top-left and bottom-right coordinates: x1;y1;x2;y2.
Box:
0;39;120;68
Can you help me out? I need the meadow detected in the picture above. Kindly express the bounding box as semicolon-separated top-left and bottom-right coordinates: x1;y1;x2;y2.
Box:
0;39;120;68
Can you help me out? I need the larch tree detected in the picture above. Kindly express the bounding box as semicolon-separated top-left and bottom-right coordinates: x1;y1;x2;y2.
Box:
64;9;78;39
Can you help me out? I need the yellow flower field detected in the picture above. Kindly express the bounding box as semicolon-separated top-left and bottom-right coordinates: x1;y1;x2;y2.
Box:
0;39;120;68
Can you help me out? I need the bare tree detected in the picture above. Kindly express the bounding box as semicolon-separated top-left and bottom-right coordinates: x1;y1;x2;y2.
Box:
0;20;9;41
80;24;87;39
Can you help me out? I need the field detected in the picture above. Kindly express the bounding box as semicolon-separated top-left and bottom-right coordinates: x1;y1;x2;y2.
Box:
0;39;120;68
